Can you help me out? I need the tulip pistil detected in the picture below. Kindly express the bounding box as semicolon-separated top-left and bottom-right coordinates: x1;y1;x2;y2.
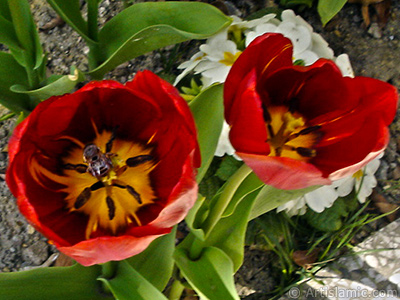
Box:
264;105;321;161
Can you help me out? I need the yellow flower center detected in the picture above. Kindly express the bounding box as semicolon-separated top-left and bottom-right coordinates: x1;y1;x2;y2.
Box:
265;106;321;161
219;51;242;66
30;124;157;239
353;169;364;180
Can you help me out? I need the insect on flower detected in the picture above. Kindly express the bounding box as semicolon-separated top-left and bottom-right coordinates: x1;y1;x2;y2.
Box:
6;71;200;266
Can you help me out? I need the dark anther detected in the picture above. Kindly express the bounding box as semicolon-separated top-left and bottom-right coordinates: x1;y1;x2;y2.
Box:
296;147;316;158
262;104;271;123
267;124;275;138
106;196;116;220
75;187;91;209
126;185;142;204
106;126;119;153
63;163;87;173
298;125;321;136
90;181;105;191
126;155;153;167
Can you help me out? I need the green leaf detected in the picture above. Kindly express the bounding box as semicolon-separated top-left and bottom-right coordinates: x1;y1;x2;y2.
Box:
317;0;347;26
249;184;319;220
126;228;176;291
0;264;111;300
46;0;91;42
174;247;240;300
7;0;44;69
216;156;243;181
10;67;85;100
205;190;257;271
0;52;31;114
190;84;224;183
0;14;21;50
89;2;232;78
98;261;168;300
223;172;263;218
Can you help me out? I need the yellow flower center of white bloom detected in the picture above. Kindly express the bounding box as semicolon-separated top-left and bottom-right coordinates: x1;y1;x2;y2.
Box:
30;122;157;239
265;106;321;162
353;169;364;180
219;51;242;66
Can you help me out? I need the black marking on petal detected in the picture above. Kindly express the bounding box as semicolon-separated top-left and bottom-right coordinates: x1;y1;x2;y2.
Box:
90;181;105;191
262;104;271;123
296;147;316;158
267;124;275;138
106;196;116;220
126;155;153;167
105;126;119;153
298;125;321;136
64;163;88;173
288;97;300;113
126;185;142;204
75;187;91;209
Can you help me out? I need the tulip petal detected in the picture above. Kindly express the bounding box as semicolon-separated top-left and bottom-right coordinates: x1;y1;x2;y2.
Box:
238;152;331;190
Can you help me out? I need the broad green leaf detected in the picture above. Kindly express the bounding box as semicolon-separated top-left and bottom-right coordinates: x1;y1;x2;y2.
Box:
89;2;232;78
205;190;258;271
0;52;30;114
98;260;168;300
126;228;176;291
174;247;240;300
249;184;319;220
318;0;347;26
216;156;243;181
0;15;21;50
185;196;207;241
46;0;91;42
190;84;224;182
7;0;44;70
223;172;263;218
10;67;85;100
0;264;111;300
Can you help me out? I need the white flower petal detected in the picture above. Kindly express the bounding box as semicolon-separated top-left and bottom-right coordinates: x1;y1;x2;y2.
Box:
245;23;278;47
295;50;319;65
336;176;355;197
335;54;355;78
365;156;381;175
276;22;311;54
201;65;231;85
277;197;307;217
305;185;338;213
245;13;276;29
311;33;334;59
281;10;313;33
215;121;236;157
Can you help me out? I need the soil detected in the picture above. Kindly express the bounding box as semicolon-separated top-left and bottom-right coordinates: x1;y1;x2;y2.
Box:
0;0;399;298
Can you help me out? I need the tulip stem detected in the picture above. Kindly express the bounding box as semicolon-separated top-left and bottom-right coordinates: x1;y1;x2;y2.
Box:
202;164;252;237
168;279;185;300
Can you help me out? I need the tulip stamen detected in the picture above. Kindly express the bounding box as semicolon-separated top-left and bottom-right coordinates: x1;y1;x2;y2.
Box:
106;196;116;220
59;129;157;237
265;105;320;162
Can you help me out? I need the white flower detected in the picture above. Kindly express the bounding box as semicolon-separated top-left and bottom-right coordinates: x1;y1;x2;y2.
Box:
174;31;241;87
277;156;382;215
335;54;355;77
215;121;235;157
277;184;339;216
245;10;333;66
336;154;382;203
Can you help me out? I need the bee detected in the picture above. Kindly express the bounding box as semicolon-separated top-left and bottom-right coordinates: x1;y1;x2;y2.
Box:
63;129;153;221
83;143;113;179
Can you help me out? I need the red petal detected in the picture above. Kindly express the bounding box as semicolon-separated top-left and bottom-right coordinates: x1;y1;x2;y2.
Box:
314;116;390;178
225;33;293;118
238;152;331;190
227;70;270;155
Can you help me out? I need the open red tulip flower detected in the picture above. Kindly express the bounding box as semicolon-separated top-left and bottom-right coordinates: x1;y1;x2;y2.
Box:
6;71;200;266
224;33;398;190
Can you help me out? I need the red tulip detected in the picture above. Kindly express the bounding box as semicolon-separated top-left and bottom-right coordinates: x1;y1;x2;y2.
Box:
224;33;397;190
6;71;200;266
